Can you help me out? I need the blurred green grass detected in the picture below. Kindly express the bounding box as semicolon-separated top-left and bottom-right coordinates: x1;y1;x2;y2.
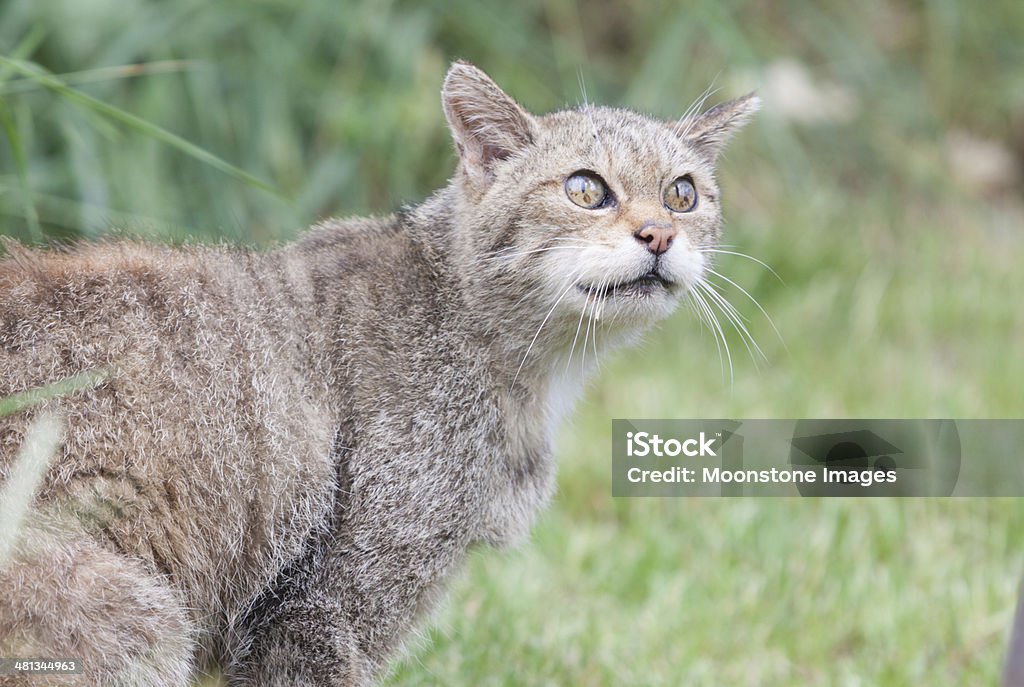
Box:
1;1;1022;685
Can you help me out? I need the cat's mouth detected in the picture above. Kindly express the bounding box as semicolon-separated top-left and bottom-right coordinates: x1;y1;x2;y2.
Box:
577;271;676;299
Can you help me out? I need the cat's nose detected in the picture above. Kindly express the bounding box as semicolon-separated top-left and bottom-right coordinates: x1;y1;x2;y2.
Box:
633;222;676;256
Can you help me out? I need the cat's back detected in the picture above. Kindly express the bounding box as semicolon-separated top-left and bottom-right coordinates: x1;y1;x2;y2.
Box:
0;239;281;428
0;238;338;632
1;240;226;389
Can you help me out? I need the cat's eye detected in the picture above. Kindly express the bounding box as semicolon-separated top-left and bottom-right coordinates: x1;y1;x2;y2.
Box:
565;171;610;209
664;175;698;213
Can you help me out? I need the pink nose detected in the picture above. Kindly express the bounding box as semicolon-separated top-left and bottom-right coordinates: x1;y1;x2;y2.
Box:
634;222;677;255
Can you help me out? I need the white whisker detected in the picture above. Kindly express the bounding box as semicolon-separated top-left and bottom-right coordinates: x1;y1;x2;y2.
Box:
689;285;732;384
511;269;583;391
673;74;722;139
689;295;721;380
565;287;589;373
483;245;576;262
588;279;609;370
577;69;607;156
704;267;785;348
580;279;602;373
695;279;765;366
697;248;783;283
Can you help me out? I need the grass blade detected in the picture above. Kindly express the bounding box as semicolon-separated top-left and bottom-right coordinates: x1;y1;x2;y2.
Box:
0;100;42;241
0;368;110;418
0;60;199;96
0;55;285;199
0;413;63;569
0;27;46;85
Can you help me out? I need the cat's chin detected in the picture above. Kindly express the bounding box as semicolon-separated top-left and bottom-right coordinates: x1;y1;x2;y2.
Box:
576;273;675;299
573;278;683;323
576;269;685;305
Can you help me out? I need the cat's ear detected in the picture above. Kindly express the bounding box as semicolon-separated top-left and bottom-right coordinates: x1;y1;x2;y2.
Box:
442;61;537;186
674;93;760;160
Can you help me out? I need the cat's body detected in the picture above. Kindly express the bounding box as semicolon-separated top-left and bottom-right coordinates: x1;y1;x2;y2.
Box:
0;63;757;685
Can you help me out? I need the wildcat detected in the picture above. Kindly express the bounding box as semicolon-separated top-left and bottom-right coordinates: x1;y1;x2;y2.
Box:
0;61;758;685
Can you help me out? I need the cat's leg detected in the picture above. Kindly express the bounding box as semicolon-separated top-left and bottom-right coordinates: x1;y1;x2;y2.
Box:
224;513;465;686
0;517;196;687
223;582;375;687
223;435;479;687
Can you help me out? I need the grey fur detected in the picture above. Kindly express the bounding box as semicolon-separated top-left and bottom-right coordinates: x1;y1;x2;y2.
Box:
0;62;758;686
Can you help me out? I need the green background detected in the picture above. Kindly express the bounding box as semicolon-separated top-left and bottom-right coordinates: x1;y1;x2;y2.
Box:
1;1;1022;684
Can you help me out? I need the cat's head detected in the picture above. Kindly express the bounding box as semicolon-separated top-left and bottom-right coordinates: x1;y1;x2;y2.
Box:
440;61;758;354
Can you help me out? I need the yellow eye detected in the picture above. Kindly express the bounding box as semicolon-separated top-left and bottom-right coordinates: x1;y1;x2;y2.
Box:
664;175;698;212
565;171;610;209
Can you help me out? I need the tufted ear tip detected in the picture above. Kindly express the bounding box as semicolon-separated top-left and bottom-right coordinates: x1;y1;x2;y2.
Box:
738;91;762;111
443;60;485;84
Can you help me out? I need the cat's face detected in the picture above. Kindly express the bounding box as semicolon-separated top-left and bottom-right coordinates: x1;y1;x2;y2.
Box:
443;62;758;340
